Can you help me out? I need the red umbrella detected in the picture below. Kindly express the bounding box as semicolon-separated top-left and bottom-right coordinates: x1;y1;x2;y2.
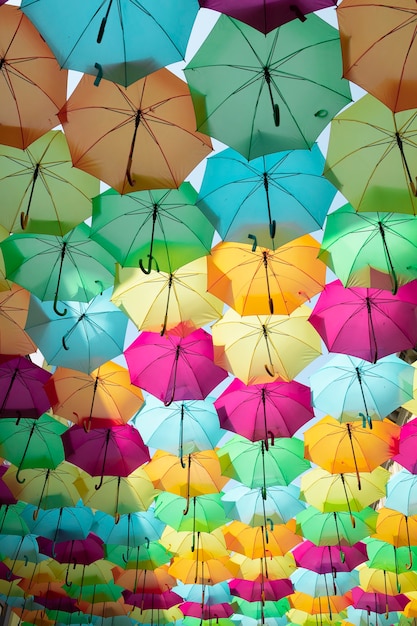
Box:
124;325;228;407
214;377;314;447
308;279;417;363
61;424;150;490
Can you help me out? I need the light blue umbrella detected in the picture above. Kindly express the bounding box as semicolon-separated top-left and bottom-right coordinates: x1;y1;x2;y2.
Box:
21;504;95;543
345;607;401;626
290;567;359;597
309;353;414;426
173;581;232;606
197;144;337;250
386;469;417;517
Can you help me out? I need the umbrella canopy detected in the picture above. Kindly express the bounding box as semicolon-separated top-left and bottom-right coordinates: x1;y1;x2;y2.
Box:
324;94;417;214
0;5;68;150
105;540;172;571
154;492;227;534
184;13;351;160
0;502;30;536
222;519;302;559
365;538;417;575
291;568;358;597
58;69;212;194
21;504;94;543
295;506;378;547
91;184;215;273
229;577;293;602
0;355;52;420
292;540;368;573
351;586;409;614
196;144;337;250
0;284;37;356
372;507;417;564
393;420;417;473
20;0;199;87
385;469;417;516
0;130;99;235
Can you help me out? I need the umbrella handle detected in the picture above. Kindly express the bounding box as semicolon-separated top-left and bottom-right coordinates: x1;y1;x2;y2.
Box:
248;234;257;252
289;4;307;21
269;221;276;240
15;466;26;484
94;63;103;86
139;254;159;275
53;292;67;317
20;213;29;229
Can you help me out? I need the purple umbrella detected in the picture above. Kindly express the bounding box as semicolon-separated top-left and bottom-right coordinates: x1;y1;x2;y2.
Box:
122;589;183;611
37;533;104;586
0;356;51;420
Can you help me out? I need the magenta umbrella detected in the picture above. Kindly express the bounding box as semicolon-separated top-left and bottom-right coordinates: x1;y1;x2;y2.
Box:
229;578;293;602
179;602;234;620
292;541;368;575
214;378;313;447
34;593;79;614
393;420;417;474
0;356;51;420
61;424;150;489
125;325;228;406
198;0;337;32
351;586;409;614
308;279;417;363
122;589;183;611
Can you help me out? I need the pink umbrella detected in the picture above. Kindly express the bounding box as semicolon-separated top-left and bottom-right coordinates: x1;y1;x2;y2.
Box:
122;589;183;611
308;279;417;363
61;424;150;489
351;586;409;614
214;378;314;447
125;325;228;406
229;578;293;602
292;541;368;575
179;601;233;620
393;420;417;473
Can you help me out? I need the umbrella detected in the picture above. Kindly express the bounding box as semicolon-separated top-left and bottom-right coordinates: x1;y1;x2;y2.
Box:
196;144;337;250
345;606;401;626
0;5;68;150
337;0;417;112
184;13;351;160
180;601;233;620
25;290;128;374
229;577;293;602
222;519;302;559
287;609;345;626
169;555;239;585
0;130;99;235
44;362;144;431
366;538;417;576
324;94;417;215
217;434;311;494
212;305;322;384
0;284;37;356
21;504;94;543
214;377;314;444
105;541;172;571
308;279;417;363
288;590;352;616
0;414;67;483
58;69;212;194
90;184;215;274
94;509;165;557
0;222;116;315
207;235;326;316
123;588;182;611
385;469;417;516
111;257;223;336
173;581;231;606
0;502;30;536
393;420;417;473
62;424;150;490
295;507;378;547
112;564;177;594
292;540;368;574
0;355;52;420
291;568;358;597
20;0;199;87
229;551;296;581
351;586;409;615
50;559;114;588
124;326;228;406
358;565;417;595
309;354;414;427
373;507;417;568
37;534;105;586
319;205;417;294
160;527;229;561
154;492;227;536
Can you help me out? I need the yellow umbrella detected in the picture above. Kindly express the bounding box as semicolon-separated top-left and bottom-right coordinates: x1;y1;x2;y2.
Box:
222;519;302;559
160;526;229;560
49;559;115;587
373;507;417;569
287;609;347;626
229;551;297;581
0;283;37;355
111;257;224;336
168;555;239;585
112;564;177;594
131;606;183;624
358;564;417;595
212;305;322;384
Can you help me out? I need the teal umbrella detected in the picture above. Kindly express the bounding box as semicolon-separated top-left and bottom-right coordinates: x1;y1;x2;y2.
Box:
21;504;95;543
0;503;30;536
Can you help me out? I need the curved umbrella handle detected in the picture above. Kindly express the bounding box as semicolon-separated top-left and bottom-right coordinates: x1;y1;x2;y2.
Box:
53;292;67;317
15;466;26;484
94;63;103;87
20;213;29;230
62;335;70;351
139;254;160;275
248;233;257;252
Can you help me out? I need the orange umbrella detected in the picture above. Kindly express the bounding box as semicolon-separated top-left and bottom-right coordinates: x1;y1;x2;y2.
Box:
112;564;177;594
222;519;302;559
207;235;326;316
288;590;352;615
0;5;68;150
168;555;239;585
373;507;417;568
14;609;53;626
0;284;37;356
58;69;212;195
44;362;144;431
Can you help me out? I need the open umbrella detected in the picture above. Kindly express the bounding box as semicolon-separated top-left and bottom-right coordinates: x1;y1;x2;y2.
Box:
58;69;212;195
222;519;302;559
366;538;417;577
184;13;351;160
0;356;52;420
0;284;37;356
385;469;417;516
291;568;358;598
393;420;417;473
91;184;215;274
0;502;30;536
20;0;199;87
21;504;94;543
154;492;227;535
292;540;368;574
105;540;172;571
295;507;378;547
196;144;337;250
0;5;68;150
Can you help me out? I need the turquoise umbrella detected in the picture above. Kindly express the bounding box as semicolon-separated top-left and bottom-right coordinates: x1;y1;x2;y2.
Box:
385;470;417;517
21;504;95;543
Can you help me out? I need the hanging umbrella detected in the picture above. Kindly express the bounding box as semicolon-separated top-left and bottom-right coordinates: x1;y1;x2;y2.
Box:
160;527;229;561
0;355;52;420
308;279;417;363
212;305;322;384
25;290;128;374
288;590;352;616
37;534;105;586
196;144;337;250
217;434;311;494
0;5;68;150
0;414;67;483
292;540;368;574
62;424;150;490
295;506;378;547
20;0;199;87
0;222;116;315
324;94;417;215
358;565;417;595
184;13;351;160
207;235;326;316
0;284;37;357
112;564;177;594
291;568;359;597
91;184;215;274
180;601;233;621
105;541;172;571
169;555;239;585
309;354;414;427
0;502;30;536
345;606;401;626
214;377;314;444
366;538;417;576
319;205;417;293
337;0;417;112
21;504;94;543
124;326;228;406
393;420;417;473
50;559;115;588
229;577;293;602
44;362;144;431
173;581;231;606
229;551;296;581
385;469;417;516
154;492;227;534
351;586;409;614
111;258;224;336
94;509;165;558
66;580;123;605
123;588;183;611
0;131;99;235
222;519;302;559
373;507;417;568
58;69;212;195
232;596;291;621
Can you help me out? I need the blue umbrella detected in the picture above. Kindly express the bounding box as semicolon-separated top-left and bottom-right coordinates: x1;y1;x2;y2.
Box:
290;567;359;597
385;469;417;517
21;504;95;543
197;144;337;250
174;581;232;606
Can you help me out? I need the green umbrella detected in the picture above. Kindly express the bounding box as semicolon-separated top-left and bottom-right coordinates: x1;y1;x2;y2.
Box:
231;597;290;619
0;222;116;316
295;506;378;547
90;184;215;274
65;581;124;604
324;94;417;215
318;205;417;294
0;414;67;484
365;538;417;574
0;502;30;536
0;130;99;235
184;13;351;160
154;492;228;533
104;542;172;570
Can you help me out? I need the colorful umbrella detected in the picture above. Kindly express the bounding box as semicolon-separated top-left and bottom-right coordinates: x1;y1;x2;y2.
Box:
0;284;37;356
366;538;417;576
20;0;199;87
184;13;351;159
21;504;95;543
125;326;228;406
393;420;417;473
229;577;293;602
351;586;409;614
295;507;378;547
112;564;177;594
292;540;368;574
169;555;239;585
58;69;212;194
91;184;215;274
230;551;296;581
105;541;172;571
154;492;227;535
0;502;30;536
0;355;52;420
385;469;417;516
291;568;358;597
0;5;68;149
373;507;417;568
196;144;337;250
288;590;352;616
222;519;302;559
